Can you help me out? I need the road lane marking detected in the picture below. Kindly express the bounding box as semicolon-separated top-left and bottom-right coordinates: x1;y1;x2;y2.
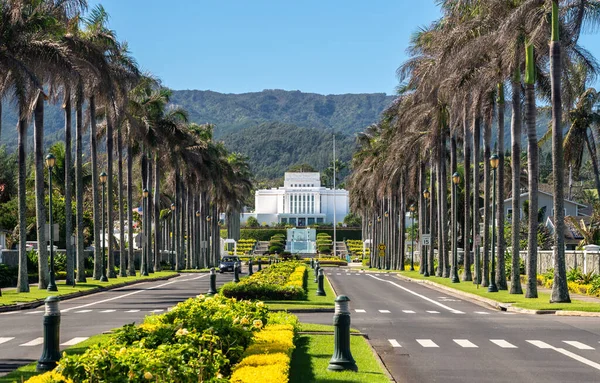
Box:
20;337;43;346
474;311;490;315
61;274;210;313
402;310;415;314
355;309;366;313
126;310;140;313
379;310;391;313
74;310;92;313
426;311;440;314
150;309;164;313
454;339;478;348
100;309;116;313
416;339;438;348
61;337;88;346
490;339;517;348
451;310;466;314
367;275;460;313
336;273;341;275
0;312;17;315
0;337;15;345
563;341;594;350
26;311;43;315
388;339;402;348
527;340;554;349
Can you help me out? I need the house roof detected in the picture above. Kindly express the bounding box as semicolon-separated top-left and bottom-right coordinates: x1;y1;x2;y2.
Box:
546;216;588;241
504;190;587;208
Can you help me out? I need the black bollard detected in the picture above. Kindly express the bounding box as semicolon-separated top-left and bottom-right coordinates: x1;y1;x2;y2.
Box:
233;262;240;283
327;295;358;372
269;257;272;265
207;267;217;295
310;257;314;269
316;268;326;296
248;259;253;276
36;296;61;372
258;259;262;271
314;264;320;283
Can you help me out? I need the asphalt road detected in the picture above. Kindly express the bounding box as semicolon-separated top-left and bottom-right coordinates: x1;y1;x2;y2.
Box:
297;269;600;383
0;271;238;376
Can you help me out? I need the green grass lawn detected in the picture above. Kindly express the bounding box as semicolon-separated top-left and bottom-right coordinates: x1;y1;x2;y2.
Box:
265;271;336;311
0;333;111;383
298;323;360;333
400;270;600;312
0;271;178;306
290;331;390;383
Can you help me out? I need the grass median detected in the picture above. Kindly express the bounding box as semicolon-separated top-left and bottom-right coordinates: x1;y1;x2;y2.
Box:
0;271;179;307
400;270;600;312
264;271;336;311
0;334;111;383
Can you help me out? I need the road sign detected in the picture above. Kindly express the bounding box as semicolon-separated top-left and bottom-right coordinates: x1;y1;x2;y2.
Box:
421;234;431;246
378;243;386;251
474;235;481;246
378;250;385;257
45;223;59;242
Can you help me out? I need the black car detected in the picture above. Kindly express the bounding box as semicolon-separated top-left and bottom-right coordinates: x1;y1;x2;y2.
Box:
219;256;240;273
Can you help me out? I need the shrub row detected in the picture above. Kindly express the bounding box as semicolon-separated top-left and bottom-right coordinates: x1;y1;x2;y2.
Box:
221;262;308;300
28;294;269;382
230;312;299;383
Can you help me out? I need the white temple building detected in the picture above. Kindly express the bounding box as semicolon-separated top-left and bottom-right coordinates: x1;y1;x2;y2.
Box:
241;172;349;226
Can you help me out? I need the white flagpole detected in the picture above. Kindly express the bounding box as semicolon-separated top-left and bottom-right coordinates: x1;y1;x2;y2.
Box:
333;133;337;257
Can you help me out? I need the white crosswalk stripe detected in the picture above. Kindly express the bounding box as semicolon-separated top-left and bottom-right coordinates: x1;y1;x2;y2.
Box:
490;339;517;348
388;339;402;348
0;337;15;345
355;309;366;313
416;339;439;348
454;339;478;348
379;310;391;313
61;337;89;346
20;337;44;346
563;341;595;350
527;340;554;349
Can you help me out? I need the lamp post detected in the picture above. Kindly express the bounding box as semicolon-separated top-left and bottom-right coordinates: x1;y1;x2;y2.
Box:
488;154;499;292
206;215;212;266
384;211;389;270
451;172;460;283
195;210;200;268
170;203;175;270
423;189;430;277
376;215;381;269
141;188;149;276
99;172;108;282
409;204;415;271
46;154;58;291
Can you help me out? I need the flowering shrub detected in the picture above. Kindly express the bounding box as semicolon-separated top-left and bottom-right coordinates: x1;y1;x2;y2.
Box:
221;261;308;300
25;371;73;383
55;295;268;383
230;312;298;383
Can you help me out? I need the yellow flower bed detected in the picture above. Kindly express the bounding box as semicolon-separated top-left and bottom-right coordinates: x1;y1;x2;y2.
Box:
284;266;306;289
25;371;73;383
230;323;296;383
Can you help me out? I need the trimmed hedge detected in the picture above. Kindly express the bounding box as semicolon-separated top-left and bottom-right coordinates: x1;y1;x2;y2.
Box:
221;262;308;300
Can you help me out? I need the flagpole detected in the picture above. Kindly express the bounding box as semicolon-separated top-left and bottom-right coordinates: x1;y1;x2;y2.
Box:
333;133;337;257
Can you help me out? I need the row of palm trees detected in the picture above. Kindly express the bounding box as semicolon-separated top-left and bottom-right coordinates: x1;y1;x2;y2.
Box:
350;0;600;302
0;1;252;294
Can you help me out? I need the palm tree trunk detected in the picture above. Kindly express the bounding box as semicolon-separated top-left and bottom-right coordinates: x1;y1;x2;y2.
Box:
525;43;539;298
127;141;135;276
440;131;450;277
64;93;74;286
450;133;458;279
90;95;102;280
429;162;436;276
549;5;570;302
147;155;153;272
525;41;538;299
34;93;48;289
496;84;507;290
472;109;482;284
75;92;86;283
140;152;147;275
106;109;116;278
482;107;492;287
463;103;472;281
175;169;181;271
16;103;29;293
510;69;524;295
419;161;426;273
117;126;126;277
153;153;161;271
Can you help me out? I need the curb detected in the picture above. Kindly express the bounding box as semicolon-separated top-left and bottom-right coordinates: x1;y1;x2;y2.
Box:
0;273;180;313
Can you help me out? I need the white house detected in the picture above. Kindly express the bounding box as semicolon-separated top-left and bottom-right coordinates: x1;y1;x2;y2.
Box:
502;190;587;222
241;172;349;226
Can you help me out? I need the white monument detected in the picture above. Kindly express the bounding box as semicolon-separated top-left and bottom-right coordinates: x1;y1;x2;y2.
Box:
241;172;349;226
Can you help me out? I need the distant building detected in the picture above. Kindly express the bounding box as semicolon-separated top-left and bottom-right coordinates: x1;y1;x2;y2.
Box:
502;190;587;222
241;172;349;226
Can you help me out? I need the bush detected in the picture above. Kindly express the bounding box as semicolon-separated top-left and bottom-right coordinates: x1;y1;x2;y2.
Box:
221;262;308;300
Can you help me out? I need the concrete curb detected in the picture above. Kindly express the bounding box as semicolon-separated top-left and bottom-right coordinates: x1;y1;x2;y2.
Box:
391;273;598;316
0;273;180;313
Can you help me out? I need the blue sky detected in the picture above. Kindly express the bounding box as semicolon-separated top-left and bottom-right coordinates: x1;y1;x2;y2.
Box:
90;1;599;95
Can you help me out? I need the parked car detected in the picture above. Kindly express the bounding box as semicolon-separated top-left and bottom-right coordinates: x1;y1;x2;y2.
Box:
219;256;240;273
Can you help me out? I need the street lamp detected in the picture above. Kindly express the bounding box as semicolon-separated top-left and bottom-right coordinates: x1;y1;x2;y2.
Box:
451;172;460;283
99;172;108;282
195;211;200;267
488;154;500;292
409;204;415;271
45;154;58;291
170;203;175;270
142;188;149;276
423;189;430;277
